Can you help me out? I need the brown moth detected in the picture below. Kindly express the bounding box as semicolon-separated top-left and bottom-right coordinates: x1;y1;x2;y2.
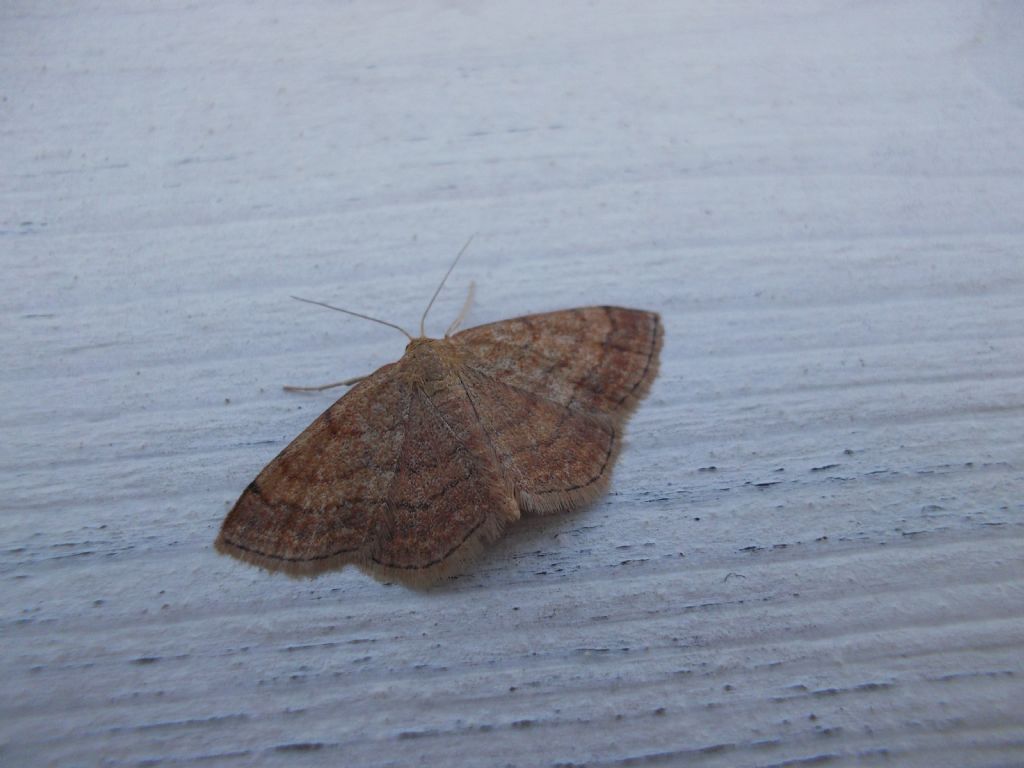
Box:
216;257;662;586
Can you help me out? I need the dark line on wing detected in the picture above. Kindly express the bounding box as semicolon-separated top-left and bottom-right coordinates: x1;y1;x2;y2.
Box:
457;368;617;497
368;384;492;571
461;363;584;415
616;312;661;406
533;424;617;495
579;306;615;409
221;536;362;562
460;366;614;444
456;372;503;471
454;310;591;371
392;471;471;510
369;512;487;570
416;386;466;447
452;309;570;339
462;335;567;372
459;310;659;412
605;341;651;356
225;515;482;568
225;475;476;566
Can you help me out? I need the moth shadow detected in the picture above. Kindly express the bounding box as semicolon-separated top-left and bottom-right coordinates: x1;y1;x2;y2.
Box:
420;503;601;594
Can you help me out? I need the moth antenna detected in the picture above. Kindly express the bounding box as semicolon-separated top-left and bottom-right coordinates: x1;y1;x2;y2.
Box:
290;295;414;341
420;234;475;338
445;280;476;337
283;374;366;393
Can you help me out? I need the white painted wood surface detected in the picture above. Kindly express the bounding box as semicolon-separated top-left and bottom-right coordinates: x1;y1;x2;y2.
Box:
3;2;1023;766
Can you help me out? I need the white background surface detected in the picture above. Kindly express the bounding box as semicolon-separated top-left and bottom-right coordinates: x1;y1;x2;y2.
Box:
3;1;1023;766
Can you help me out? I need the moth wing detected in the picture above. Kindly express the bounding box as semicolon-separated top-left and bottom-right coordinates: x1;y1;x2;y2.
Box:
450;306;662;514
451;306;662;424
365;384;520;582
215;364;407;577
456;365;619;514
216;362;519;584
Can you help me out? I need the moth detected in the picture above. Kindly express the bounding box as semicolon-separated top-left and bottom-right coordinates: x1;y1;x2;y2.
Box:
216;250;662;585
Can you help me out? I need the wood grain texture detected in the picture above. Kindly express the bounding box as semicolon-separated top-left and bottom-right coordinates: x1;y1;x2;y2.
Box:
3;1;1023;766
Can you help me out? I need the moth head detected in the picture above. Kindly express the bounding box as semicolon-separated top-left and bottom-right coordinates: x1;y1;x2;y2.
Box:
399;336;461;389
405;337;436;353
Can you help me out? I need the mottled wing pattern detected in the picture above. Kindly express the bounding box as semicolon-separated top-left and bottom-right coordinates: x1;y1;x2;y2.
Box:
458;366;618;513
217;305;661;585
216;362;520;583
452;307;662;420
451;307;662;514
215;365;407;576
371;384;519;576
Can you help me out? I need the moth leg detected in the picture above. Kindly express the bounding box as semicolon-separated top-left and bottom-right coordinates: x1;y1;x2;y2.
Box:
283;375;366;393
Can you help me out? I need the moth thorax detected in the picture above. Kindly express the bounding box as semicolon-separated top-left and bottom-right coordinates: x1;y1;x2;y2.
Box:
401;337;458;389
